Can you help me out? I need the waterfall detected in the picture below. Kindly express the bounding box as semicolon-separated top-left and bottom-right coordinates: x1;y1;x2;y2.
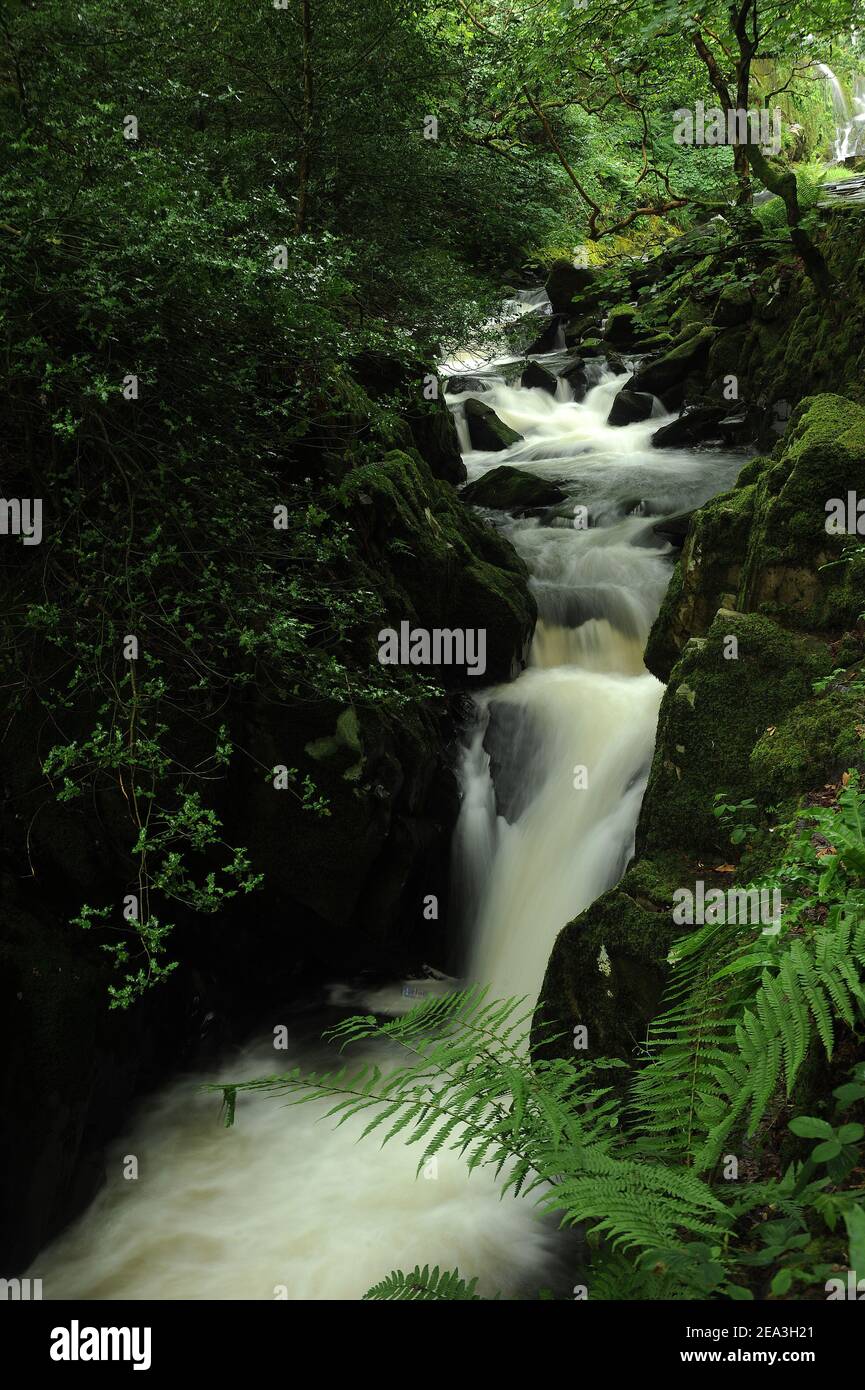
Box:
819;64;865;162
31;319;748;1302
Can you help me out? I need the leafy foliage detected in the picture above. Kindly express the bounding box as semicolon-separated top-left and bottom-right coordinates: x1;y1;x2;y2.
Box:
221;772;865;1299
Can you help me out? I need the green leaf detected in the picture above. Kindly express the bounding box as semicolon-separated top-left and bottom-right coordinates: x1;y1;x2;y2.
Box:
788;1116;834;1139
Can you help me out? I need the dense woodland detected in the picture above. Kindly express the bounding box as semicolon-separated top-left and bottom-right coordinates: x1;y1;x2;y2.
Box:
3;0;865;1306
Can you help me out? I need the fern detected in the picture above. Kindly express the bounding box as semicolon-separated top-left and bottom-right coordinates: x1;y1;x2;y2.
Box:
213;772;865;1300
362;1265;484;1301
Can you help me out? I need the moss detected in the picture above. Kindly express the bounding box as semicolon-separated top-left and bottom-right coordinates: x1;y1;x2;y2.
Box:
644;471;756;681
534;853;690;1064
305;708;364;781
338;449;536;685
749;680;865;801
638;611;832;858
736;394;865;631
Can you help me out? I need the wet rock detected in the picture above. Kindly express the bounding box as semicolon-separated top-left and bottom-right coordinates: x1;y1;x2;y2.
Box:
461;464;567;514
445;375;490;395
483;699;545;822
560;358;588;401
525;313;567;355
521;361;558;395
607;387;654;426
651;406;727;448
463;398;524;451
651;511;693;546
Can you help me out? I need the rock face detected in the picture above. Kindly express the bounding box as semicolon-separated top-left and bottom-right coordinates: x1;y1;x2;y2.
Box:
463;398;524;451
349;350;466;484
461;464;567;514
607;387;654;426
535;394;865;1063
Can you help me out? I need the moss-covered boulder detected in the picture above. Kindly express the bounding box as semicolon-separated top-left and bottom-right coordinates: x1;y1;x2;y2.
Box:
534;856;689;1064
463;397;524;451
338;449;536;684
631;325;718;398
603;303;640;346
638;611;832;859
713;281;754;327
461;464;567;514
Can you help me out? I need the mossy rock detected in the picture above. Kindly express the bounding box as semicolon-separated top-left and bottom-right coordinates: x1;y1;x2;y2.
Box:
749;677;865;801
338;449;536;685
632;326;718;396
602;303;639;346
638;610;833;859
736;394;865;631
461;465;567;514
713;282;754;327
534;855;690;1064
645;467;758;681
463;398;523;451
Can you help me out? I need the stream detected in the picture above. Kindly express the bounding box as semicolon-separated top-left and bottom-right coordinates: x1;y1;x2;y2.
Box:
31;310;747;1300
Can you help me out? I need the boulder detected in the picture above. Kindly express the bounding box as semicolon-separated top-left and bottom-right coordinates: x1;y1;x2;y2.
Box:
631;326;717;398
445;375;490;395
525;313;567;355
463;398;523;451
607;387;654;427
461;464;567;514
651;405;727;448
521;361;558;395
560;358;588;401
712;282;754;328
544;259;596;315
602;304;640;345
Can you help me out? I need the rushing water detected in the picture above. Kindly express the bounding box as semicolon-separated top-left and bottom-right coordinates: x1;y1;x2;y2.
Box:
819;64;865;162
32;312;747;1301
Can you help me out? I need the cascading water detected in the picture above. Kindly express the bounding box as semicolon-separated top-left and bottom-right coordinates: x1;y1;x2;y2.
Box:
31;303;747;1301
819;64;865;162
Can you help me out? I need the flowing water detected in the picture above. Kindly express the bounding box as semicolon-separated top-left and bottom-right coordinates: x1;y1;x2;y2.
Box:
819;64;865;162
32;313;747;1301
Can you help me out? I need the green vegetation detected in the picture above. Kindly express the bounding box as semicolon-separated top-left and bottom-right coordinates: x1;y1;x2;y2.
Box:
222;771;865;1299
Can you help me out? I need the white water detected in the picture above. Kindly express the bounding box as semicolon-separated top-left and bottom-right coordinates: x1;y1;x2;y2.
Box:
32;321;747;1302
819;65;865;162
